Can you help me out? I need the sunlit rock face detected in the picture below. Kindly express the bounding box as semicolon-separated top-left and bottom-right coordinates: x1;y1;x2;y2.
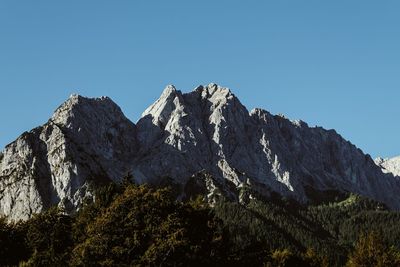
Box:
1;84;400;220
0;95;137;221
375;156;400;177
134;84;400;208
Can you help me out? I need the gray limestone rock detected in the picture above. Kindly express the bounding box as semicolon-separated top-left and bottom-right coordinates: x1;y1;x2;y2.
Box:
375;156;400;177
1;85;400;220
133;84;400;209
0;95;137;221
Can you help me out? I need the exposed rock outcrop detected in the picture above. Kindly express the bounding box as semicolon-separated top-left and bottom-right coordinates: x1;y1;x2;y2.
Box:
1;85;399;220
0;95;137;220
375;156;400;177
133;84;400;208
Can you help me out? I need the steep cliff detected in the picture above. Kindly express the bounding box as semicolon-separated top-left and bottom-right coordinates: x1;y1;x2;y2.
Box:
0;95;137;220
133;84;400;208
1;85;399;220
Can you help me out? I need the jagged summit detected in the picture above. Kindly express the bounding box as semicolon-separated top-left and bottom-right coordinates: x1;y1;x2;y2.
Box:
135;85;400;209
161;84;179;96
63;93;115;107
193;84;238;109
1;85;400;221
141;83;238;120
194;83;234;98
141;85;184;127
52;94;124;122
0;94;137;220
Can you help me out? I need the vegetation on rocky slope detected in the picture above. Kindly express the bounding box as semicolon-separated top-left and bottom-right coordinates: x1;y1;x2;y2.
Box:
1;181;400;266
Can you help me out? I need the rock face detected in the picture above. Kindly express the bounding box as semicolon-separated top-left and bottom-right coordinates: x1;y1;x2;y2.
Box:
133;84;400;208
0;95;137;220
1;84;400;220
375;156;400;177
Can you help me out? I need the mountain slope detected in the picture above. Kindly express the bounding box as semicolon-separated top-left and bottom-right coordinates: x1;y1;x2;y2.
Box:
0;95;137;220
133;84;400;208
1;85;399;220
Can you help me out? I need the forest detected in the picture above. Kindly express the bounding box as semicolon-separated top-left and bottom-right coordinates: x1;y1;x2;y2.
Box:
1;180;400;267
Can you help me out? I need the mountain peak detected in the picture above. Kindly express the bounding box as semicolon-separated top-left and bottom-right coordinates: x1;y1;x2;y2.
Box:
0;94;137;221
2;85;400;221
141;85;184;126
161;85;178;97
51;94;124;127
206;82;231;94
66;93;111;104
65;94;114;106
193;83;234;101
147;84;235;112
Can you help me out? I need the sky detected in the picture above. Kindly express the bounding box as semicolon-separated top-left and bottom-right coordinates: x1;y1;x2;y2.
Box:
0;1;399;158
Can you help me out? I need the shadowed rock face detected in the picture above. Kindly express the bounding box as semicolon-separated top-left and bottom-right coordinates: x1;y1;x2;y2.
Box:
1;85;400;220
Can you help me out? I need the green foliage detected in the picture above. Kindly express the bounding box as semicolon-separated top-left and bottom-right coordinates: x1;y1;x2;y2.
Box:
270;249;294;266
1;183;400;266
346;232;400;267
23;207;73;266
213;193;400;266
0;217;29;266
71;184;226;266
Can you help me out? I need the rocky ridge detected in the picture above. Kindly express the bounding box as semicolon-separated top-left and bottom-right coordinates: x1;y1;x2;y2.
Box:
0;95;137;220
1;85;399;220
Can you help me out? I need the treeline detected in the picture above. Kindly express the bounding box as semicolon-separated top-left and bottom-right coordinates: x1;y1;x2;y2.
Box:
214;189;400;266
1;182;400;266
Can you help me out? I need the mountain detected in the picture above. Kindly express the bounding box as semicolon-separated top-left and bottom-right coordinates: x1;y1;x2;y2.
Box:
0;95;137;220
1;84;400;220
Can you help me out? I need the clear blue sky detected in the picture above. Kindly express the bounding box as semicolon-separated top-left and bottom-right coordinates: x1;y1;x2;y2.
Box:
0;1;399;158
